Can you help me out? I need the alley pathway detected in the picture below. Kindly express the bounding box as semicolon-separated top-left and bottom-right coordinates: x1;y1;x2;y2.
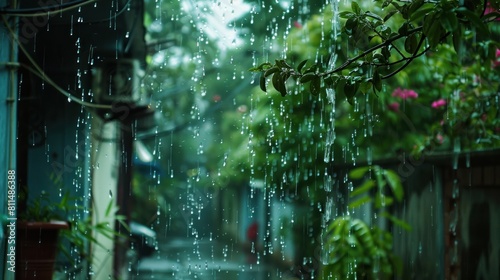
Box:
128;237;289;280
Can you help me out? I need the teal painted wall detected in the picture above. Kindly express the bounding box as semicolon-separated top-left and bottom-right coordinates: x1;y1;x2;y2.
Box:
0;6;18;279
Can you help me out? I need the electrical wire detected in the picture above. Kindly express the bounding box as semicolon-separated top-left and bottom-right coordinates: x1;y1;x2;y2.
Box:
0;0;97;17
1;14;112;109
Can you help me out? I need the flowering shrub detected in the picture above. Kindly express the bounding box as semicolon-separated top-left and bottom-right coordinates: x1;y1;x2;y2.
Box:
392;88;418;100
250;0;500;160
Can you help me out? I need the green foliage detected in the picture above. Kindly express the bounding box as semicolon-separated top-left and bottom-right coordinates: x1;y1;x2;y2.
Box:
323;217;401;280
249;0;500;158
322;166;408;279
251;0;499;100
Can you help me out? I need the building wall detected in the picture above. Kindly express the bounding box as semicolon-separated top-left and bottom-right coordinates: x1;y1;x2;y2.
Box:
445;164;500;280
90;119;120;279
1;6;17;279
393;164;445;279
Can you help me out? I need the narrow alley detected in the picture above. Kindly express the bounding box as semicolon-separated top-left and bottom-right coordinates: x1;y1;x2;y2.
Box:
130;237;289;279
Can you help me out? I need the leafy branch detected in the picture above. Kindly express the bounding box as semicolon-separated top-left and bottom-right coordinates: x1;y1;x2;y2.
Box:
250;0;500;104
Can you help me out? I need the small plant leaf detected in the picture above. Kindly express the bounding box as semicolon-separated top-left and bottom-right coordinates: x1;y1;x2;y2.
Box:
372;70;382;92
349;166;370;179
299;72;316;83
297;59;308;73
272;72;287;96
350;179;376;197
264;66;279;77
404;33;418;53
348;195;373;209
384;169;403;201
259;74;266;92
351;2;361;14
310;76;321;95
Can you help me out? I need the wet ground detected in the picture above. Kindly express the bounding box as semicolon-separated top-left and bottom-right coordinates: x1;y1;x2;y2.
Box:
128;237;289;280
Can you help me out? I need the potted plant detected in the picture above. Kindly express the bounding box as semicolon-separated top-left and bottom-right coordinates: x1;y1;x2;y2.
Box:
16;189;69;280
15;174;128;279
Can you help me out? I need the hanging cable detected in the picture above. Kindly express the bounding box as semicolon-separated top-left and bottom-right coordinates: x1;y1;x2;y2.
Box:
1;14;112;109
0;0;97;16
2;0;135;26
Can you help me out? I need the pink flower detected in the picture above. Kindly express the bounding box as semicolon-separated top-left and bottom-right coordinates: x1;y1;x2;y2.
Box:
387;102;400;112
294;21;303;29
431;99;447;109
484;2;500;21
391;88;418;99
436;134;444;144
493;49;500;68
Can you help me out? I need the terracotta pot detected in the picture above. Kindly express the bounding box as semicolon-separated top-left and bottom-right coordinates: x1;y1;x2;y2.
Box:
16;221;69;280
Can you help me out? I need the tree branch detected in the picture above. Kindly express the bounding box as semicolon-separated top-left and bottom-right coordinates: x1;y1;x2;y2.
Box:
321;26;423;77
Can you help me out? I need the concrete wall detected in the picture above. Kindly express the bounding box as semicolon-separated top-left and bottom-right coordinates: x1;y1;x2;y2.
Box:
90;119;120;279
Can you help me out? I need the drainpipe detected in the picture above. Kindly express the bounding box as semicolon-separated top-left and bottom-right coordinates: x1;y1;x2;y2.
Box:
0;1;18;279
114;119;133;278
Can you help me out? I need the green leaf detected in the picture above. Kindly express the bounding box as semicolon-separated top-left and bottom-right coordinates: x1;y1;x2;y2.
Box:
335;77;346;98
398;22;410;35
404;33;418;53
344;81;358;100
383;10;398;22
323;75;337;87
345;17;358;33
452;25;463;56
299;72;317;83
351;2;361;14
259;74;266;92
105;200;114;216
339;11;356;19
350;179;376;197
372;70;382;92
264;66;279;77
272;72;287;96
349;166;370;179
374;166;386;192
407;0;424;15
310;76;321;95
441;10;458;32
329;216;348;235
351;219;374;247
275;59;286;68
423;13;444;48
248;62;272;72
348;196;372;209
297;59;308;73
384;169;403;201
375;194;394;208
409;5;434;22
365;11;383;22
303;63;318;74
